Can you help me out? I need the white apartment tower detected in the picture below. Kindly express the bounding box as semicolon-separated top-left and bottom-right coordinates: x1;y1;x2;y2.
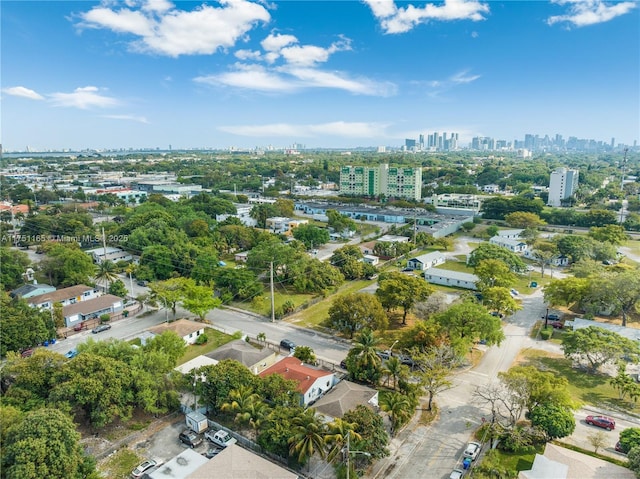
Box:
548;167;579;207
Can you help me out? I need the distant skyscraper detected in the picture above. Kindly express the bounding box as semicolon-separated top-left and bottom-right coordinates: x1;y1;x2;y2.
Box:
405;138;417;150
548;167;579;207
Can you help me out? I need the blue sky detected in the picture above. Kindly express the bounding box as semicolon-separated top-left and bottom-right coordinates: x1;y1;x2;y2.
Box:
2;0;639;151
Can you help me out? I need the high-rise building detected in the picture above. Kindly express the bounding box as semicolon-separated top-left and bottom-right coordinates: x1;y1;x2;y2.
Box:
340;164;422;200
548;167;579;207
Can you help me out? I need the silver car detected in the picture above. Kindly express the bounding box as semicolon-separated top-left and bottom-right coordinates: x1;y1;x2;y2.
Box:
463;441;482;461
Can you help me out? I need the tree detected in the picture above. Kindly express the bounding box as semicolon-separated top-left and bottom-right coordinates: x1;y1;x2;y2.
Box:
413;291;449;319
213;267;263;302
587;430;608;453
482;287;521;316
39;243;96;287
0;293;53;356
504;212;546;229
529;403;575;440
326;209;356;235
290;259;344;294
591;270;640;327
432;300;505;352
328;293;388;338
628;446;640;477
330;245;365;280
379;391;413;436
375;272;434;324
94;260;118;290
148;278;187;319
472;449;516;479
562;326;640;372
292;224;330;249
288;408;327;466
555;235;597;263
530;249;557;278
543;277;589;308
467;243;527;273
143;330;187;367
0;247;31;290
107;279;128;298
474;259;517;290
2;408;96;479
589;224;628;245
250;203;279;229
342;405;390;460
197;360;259;413
418;355;453;411
293;346;316;364
181;280;221;320
346;329;383;385
619;427;640;454
382;357;409;391
220;385;262;425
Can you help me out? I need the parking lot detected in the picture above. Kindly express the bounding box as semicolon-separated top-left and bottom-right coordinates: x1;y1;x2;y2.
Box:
131;418;210;464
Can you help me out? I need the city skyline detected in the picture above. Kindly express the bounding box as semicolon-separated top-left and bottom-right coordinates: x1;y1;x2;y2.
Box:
2;0;639;151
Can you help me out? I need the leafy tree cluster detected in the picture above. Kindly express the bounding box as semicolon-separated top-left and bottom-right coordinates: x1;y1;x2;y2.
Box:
148;277;221;320
0;293;55;357
561;326;640;372
467;243;527;273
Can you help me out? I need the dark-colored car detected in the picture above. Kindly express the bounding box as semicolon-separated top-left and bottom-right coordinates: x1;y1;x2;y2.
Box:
73;321;85;331
550;321;564;329
179;430;203;448
340;359;347;369
204;446;223;458
586;415;616;430
20;348;34;358
136;280;148;287
92;324;112;334
547;313;561;321
279;339;296;351
615;441;625;453
376;350;391;360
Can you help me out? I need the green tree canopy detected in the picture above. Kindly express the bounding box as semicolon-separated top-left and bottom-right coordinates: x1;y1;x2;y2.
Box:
474;259;517;290
292;224;330;249
0;293;53;357
375;272;435;324
0;247;31;290
562;326;640;372
529;403;575;440
467;243;527;273
328;293;388;338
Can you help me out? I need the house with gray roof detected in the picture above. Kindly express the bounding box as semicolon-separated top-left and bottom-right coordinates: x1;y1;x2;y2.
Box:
489;235;528;253
424;268;479;290
312;380;378;420
205;339;278;374
407;251;446;271
10;282;56;299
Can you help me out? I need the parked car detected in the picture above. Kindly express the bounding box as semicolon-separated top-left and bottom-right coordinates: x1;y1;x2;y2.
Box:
615;441;625;453
73;321;85;331
463;442;482;461
279;339;296;351
547;313;561;321
179;430;203;448
376;350;391;360
586;415;615;430
550;321;564;329
449;468;465;479
64;349;78;359
490;311;504;318
205;429;236;448
92;324;112;334
510;288;519;297
340;359;348;369
20;348;34;358
136;280;148;287
204;446;224;458
131;459;158;478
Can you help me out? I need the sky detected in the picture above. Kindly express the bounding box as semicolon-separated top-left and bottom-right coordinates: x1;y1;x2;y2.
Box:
1;0;639;151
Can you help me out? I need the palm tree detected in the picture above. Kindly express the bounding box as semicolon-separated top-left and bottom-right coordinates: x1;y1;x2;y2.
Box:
220;386;261;424
350;329;382;369
95;260;118;291
288;408;327;467
324;418;361;462
380;392;413;436
382;357;408;391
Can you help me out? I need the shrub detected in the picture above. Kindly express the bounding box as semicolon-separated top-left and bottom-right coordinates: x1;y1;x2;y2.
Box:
539;327;553;340
195;334;208;345
99;313;111;323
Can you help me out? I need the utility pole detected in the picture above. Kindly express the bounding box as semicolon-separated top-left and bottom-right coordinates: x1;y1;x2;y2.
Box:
270;261;275;323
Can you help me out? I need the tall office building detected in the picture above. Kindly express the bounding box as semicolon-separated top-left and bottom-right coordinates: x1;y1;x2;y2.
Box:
340;164;422;200
548;167;579;207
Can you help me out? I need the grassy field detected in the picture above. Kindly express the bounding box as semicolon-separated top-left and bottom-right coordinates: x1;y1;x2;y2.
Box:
177;328;236;365
99;448;143;479
231;289;315;317
518;349;640;414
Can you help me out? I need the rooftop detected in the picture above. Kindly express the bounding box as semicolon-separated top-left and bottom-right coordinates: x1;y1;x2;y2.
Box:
259;357;333;394
63;294;122;317
27;284;95;305
147;319;205;338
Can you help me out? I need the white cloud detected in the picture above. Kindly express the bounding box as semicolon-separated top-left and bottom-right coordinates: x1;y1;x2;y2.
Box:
280;37;351;67
261;32;298;52
283;67;397;96
102;114;149;123
195;64;298;92
76;0;270;57
235;49;262;60
422;69;481;98
2;86;44;100
49;86;120;109
218;121;391;138
364;0;490;34
547;0;637;27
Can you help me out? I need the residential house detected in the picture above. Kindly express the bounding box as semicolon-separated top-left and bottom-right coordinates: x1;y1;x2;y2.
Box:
215;203;257;227
424;268;479;290
174;356;219;375
406;252;446;271
147;319;205;345
496;229;524;239
10;282;56;299
27;284;99;310
362;254;379;266
63;294;123;328
205;339;278;374
523;250;570;267
234;251;249;263
148;449;208;479
85;246;133;264
489;236;528;253
312;380;378;420
265;217;308;234
259;356;336;407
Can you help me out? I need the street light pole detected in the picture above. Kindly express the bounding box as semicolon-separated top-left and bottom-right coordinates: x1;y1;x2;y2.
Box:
345;431;370;479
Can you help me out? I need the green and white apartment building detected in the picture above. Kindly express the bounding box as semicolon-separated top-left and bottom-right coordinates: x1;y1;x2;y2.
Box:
339;163;423;200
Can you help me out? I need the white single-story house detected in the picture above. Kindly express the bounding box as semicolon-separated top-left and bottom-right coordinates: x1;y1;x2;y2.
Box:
406;251;446;271
147;319;206;345
174;355;219;375
234;251;249;263
27;284;99;310
496;229;523;239
85;246;133;264
63;294;123;328
523;250;570;267
424;268;479;290
489;236;528;253
259;357;336;407
362;254;380;266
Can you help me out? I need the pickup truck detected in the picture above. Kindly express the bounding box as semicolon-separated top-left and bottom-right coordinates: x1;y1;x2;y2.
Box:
204;430;237;448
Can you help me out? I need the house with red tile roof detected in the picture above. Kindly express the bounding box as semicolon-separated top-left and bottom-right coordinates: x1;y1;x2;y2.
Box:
259;356;336;407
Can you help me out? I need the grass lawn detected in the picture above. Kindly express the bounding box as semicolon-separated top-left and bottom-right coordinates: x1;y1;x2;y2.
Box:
493;446;542;472
287;279;374;329
99;448;142;479
177;328;236;365
231;289;315;317
518;349;640;414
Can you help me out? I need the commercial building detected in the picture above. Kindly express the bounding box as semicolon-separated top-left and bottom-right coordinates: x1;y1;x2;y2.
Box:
548;168;579;207
339;164;422;200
